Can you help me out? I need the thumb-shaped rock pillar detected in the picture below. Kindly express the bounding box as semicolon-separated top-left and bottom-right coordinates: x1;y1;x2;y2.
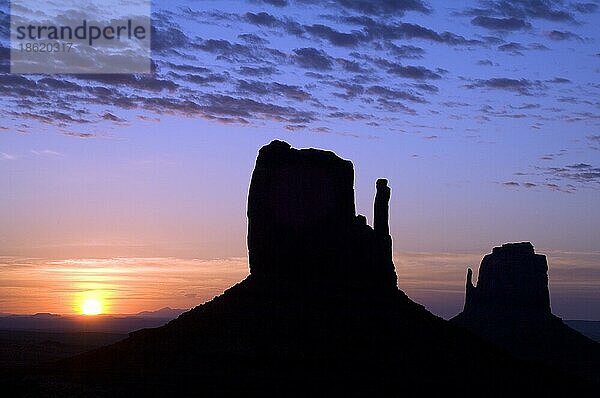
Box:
374;178;390;238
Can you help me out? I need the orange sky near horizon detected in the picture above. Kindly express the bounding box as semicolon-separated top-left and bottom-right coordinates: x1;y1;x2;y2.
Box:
1;250;598;320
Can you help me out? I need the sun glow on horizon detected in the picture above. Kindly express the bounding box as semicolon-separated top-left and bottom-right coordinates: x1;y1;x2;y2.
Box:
81;297;103;315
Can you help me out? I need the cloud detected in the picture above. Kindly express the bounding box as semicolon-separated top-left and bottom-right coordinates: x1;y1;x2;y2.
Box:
63;132;96;139
244;11;279;27
304;24;364;47
502;181;520;187
571;2;599;13
201;94;316;123
388;65;441;80
327;81;365;99
366;85;426;103
0;151;16;160
471;16;531;31
237;33;270;45
251;0;432;15
477;59;495;66
101;112;127;123
322;0;431;15
386;43;425;59
195;38;286;63
251;0;289;6
374;58;442;80
463;0;577;23
31;149;63;157
544;30;583;41
343;17;483;46
546;77;571;84
498;42;527;55
238;66;278;76
292;47;334;70
566;163;593;169
235;80;313;101
413;83;439;93
466;78;543;95
335;58;370;74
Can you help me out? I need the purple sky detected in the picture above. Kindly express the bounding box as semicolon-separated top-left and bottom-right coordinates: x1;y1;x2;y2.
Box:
0;0;599;318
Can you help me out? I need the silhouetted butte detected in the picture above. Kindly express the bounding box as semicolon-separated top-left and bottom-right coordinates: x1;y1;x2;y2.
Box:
453;242;600;383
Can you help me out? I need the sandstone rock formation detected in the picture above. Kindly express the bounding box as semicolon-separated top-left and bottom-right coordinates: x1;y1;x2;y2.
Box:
457;242;551;329
453;242;599;382
247;140;397;295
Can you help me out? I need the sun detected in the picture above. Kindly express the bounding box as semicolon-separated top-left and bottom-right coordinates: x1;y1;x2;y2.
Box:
82;298;103;315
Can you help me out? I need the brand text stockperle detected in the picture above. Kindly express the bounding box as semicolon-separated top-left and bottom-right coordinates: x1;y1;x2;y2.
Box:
15;19;147;46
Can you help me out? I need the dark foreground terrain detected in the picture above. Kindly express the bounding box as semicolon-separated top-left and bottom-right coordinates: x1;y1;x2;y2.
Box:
4;141;598;396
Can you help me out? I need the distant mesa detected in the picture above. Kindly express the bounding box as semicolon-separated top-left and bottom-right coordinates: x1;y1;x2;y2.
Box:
457;242;551;327
452;242;600;382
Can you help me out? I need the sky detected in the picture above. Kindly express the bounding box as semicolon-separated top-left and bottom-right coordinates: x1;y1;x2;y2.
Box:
0;0;599;319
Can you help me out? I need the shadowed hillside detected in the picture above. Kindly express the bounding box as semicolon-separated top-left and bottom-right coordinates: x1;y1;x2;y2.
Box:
10;141;596;396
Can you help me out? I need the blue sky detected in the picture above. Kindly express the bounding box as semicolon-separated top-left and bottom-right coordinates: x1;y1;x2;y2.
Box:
0;0;599;317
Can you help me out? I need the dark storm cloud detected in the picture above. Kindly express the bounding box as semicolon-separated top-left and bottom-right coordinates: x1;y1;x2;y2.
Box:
544;30;583;41
471;16;531;31
293;48;334;70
